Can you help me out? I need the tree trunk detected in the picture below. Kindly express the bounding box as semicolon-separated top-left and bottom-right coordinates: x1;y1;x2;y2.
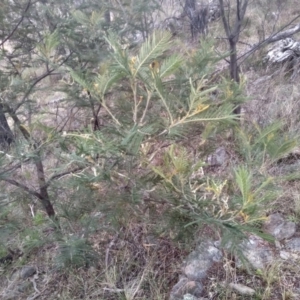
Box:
219;0;249;115
0;103;14;149
4;104;58;221
229;38;241;114
35;157;56;217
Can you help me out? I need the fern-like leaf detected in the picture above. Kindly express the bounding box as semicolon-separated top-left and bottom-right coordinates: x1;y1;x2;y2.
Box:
135;31;173;75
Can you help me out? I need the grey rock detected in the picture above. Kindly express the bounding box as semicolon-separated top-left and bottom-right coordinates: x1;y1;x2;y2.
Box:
279;250;291;260
20;266;36;279
170;277;203;300
170;241;222;299
183;241;222;281
207;147;227;166
263;213;296;240
228;283;255;296
183;294;199;300
183;260;210;281
182;294;208;300
239;235;274;269
286;237;300;251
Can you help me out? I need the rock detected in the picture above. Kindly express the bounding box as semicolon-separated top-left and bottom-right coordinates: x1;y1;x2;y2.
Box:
183;295;197;300
20;266;36;279
239;235;274;270
182;294;208;300
286;238;300;252
170;241;222;300
183;241;222;281
280;250;291;260
263;213;296;241
207;147;227;166
228;283;255;296
169;277;203;300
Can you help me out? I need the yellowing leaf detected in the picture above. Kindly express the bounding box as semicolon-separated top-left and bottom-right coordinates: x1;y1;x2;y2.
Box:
194;104;209;114
129;56;137;73
149;60;160;73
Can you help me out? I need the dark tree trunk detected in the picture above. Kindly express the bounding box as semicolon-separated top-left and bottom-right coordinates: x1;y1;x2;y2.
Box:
219;0;249;115
4;104;58;222
0;103;14;149
35;157;56;217
229;38;241;115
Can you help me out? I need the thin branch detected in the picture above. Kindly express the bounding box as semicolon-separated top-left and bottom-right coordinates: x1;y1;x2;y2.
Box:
0;160;29;177
14;50;74;112
267;22;300;43
42;167;84;189
238;16;300;64
0;0;32;47
3;178;43;200
219;0;230;38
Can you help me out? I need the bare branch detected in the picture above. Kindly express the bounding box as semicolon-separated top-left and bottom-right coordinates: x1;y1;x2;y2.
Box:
219;0;230;37
3;178;43;200
42;167;84;189
238;16;300;63
0;0;32;47
267;23;300;43
232;0;249;40
14;51;74;113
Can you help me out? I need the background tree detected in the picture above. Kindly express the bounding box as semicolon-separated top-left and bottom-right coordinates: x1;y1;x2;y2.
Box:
218;0;249;114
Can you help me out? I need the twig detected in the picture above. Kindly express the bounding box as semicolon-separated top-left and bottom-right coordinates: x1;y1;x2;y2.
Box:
42;166;84;189
238;16;300;64
30;277;40;294
3;178;43;200
14;51;74;113
105;233;119;270
0;0;32;47
103;287;124;293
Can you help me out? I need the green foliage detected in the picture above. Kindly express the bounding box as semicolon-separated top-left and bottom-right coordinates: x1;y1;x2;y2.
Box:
236;121;298;168
0;2;296;293
32;212;46;226
65;31;263;248
233;165;275;224
22;228;50;255
56;236;98;268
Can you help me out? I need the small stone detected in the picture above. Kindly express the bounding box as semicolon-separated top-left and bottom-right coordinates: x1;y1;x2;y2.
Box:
214;240;221;248
183;294;198;300
238;235;274;269
280;251;291;260
169;277;203;300
275;240;282;249
286;237;300;251
263;213;296;240
229;283;255;296
20;266;36;279
184;242;222;281
182;294;208;300
207;147;227;166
